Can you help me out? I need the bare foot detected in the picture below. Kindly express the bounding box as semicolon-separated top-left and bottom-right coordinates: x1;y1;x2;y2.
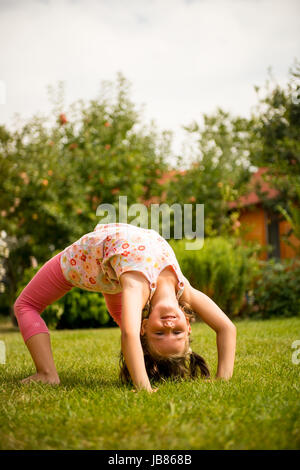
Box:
20;372;60;385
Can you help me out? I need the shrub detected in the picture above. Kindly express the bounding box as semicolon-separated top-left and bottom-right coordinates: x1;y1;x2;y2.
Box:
57;289;110;329
169;237;260;317
250;259;300;318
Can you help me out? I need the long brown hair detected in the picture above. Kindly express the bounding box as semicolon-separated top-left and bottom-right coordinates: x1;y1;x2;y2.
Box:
119;302;210;384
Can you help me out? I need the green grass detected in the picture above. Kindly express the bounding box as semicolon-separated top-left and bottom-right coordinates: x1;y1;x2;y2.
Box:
0;317;299;450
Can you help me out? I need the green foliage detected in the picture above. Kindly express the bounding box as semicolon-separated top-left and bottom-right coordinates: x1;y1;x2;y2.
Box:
251;259;300;318
0;72;169;312
3;61;300;328
276;194;300;257
251;59;300;197
16;262;111;330
165;108;256;235
57;289;110;330
169;237;260;316
250;59;300;237
0;230;9;294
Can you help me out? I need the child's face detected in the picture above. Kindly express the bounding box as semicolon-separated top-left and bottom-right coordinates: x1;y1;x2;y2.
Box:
140;303;191;357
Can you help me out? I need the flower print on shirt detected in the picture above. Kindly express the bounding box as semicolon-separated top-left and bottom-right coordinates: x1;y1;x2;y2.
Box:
60;223;185;302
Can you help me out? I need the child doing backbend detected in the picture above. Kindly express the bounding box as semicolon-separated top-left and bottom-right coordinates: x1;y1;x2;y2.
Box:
14;223;236;392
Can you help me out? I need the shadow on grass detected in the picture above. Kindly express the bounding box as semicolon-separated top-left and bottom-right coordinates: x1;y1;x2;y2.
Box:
58;369;122;389
0;327;19;334
1;367;124;391
0;317;19;334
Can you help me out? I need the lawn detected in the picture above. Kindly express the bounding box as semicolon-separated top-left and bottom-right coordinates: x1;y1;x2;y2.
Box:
0;317;299;450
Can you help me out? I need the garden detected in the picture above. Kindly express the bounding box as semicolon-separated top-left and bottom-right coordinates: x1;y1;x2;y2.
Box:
0;62;299;450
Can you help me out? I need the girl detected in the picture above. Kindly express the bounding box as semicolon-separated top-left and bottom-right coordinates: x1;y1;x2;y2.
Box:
14;222;236;392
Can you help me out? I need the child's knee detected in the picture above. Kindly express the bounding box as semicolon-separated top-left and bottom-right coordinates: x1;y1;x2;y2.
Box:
13;296;49;342
13;295;25;319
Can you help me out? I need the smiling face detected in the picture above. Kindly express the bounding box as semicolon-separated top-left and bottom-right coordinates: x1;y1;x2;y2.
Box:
140;302;191;357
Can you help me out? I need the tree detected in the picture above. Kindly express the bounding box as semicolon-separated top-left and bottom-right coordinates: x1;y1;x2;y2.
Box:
250;58;300;252
0;72;169;315
165;108;257;236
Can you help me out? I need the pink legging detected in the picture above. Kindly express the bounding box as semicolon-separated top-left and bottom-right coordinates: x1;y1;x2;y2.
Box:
14;252;123;342
14;252;74;342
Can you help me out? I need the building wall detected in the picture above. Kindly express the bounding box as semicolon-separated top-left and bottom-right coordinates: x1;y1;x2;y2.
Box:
279;220;300;259
239;207;267;260
239;207;299;260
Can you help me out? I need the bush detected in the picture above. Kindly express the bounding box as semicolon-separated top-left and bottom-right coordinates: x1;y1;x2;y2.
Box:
15;263;112;329
169;237;260;317
57;289;110;329
250;259;300;318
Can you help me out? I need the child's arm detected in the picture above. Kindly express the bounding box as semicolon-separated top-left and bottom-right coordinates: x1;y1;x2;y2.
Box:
119;271;154;392
182;278;236;380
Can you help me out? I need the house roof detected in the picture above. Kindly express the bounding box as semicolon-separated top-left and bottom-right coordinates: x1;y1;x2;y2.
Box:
157;169;186;185
229;167;279;209
142;166;279;209
141;169;186;206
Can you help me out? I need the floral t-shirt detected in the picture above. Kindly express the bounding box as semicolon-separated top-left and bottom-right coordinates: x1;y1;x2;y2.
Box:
60;223;185;305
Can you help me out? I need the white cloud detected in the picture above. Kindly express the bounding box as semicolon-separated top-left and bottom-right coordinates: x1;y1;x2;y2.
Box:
0;0;299;156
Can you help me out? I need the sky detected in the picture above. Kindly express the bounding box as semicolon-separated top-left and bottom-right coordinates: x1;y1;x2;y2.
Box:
0;0;299;156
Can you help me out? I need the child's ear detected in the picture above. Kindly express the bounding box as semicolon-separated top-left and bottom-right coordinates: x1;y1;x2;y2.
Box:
185;315;192;335
140;319;148;336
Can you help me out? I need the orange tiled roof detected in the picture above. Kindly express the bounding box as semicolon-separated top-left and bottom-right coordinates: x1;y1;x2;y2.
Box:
157;169;186;184
229;167;279;209
141;169;185;206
